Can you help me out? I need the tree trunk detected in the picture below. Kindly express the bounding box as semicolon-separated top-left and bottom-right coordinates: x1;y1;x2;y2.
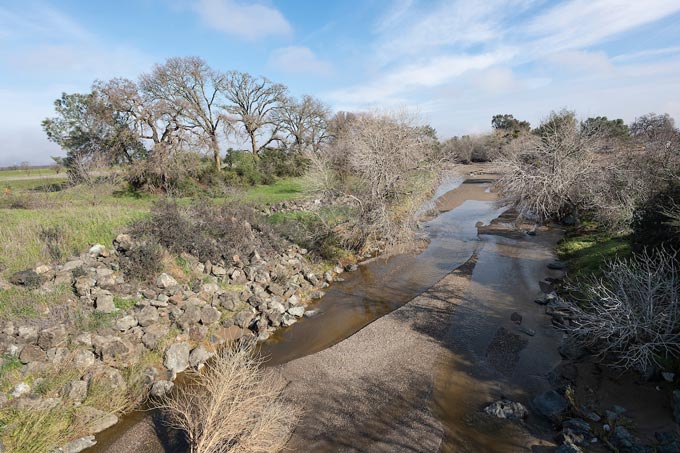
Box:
250;133;258;159
211;134;221;172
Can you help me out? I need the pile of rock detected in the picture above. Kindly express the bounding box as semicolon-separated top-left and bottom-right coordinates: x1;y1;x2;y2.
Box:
3;233;350;452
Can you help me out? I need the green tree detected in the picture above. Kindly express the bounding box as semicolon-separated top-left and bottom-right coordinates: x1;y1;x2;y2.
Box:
491;114;530;137
581;116;629;139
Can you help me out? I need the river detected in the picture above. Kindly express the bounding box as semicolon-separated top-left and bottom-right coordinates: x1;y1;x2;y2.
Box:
96;166;567;452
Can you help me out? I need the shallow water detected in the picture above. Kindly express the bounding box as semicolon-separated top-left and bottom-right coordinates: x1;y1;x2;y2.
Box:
97;172;562;452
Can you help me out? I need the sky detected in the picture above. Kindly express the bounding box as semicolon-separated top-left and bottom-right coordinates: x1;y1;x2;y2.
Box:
1;0;680;166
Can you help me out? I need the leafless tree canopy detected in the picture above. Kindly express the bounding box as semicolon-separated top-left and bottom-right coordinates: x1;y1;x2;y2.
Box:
223;71;288;157
154;340;298;453
565;249;680;373
497;110;598;221
275;95;331;154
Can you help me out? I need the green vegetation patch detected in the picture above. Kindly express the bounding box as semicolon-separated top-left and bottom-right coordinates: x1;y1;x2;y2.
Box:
556;223;632;279
242;177;306;204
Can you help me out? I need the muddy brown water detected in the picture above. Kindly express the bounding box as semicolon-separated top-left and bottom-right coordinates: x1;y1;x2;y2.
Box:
96;171;567;452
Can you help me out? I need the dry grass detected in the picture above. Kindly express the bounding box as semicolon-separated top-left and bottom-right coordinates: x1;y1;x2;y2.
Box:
154;340;298;453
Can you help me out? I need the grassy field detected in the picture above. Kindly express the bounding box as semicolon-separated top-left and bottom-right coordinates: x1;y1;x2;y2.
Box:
0;168;61;178
0;176;307;279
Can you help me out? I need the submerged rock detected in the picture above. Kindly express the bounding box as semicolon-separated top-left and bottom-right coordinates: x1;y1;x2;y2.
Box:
483;399;528;420
533;390;568;422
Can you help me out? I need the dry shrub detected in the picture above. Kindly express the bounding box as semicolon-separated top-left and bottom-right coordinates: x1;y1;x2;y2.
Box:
154;340;298;453
497;110;598;221
119;241;163;282
565;248;680;373
131;199;282;263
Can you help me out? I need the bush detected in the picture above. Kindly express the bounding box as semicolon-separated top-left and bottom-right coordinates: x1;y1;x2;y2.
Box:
565;249;680;373
631;179;680;252
119;241;163;282
154;340;298;453
131;199;283;263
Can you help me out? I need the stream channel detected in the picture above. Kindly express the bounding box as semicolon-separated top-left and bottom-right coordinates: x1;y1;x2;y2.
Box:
97;168;566;452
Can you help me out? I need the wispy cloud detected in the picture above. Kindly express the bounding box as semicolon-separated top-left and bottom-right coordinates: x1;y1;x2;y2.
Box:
193;0;292;41
269;46;333;76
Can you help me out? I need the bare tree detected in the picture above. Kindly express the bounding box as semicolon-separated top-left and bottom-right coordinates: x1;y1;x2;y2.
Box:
141;57;227;171
276;95;331;154
312;111;435;246
565;249;680;373
154;340;298;453
223;71;287;157
497;110;598;221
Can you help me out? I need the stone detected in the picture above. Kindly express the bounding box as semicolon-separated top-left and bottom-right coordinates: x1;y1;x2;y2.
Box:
63;380;88;402
533;390;568;422
611;425;634;449
483;399;528;420
38;324;67;350
310;290;325;300
86;366;127;391
73;349;96;369
142;323;170;350
97;336;134;365
20;344;46;363
235;310;255;328
344;264;358;272
150;380;174;397
281;313;297;327
288;306;305;317
113;234;134;252
288;295;300;306
164;342;190;374
558;335;587;360
156;273;178;289
76;406;118;434
304;309;319;318
510;312;522;324
305;272;319;285
9;269;41;288
47;347;69;364
555;443;582;453
189;346;213;370
74;276;96;297
61;259;84;272
200;306;221;325
62;436;97;453
35;264;51;275
17;325;39;344
268;300;286;314
94;290;116;313
9;382;30;398
517;326;536;336
137;306;159;327
116;315;138;332
89;243;106;256
662;372;675;382
212;264;227;277
267;283;284;296
201;282;220;295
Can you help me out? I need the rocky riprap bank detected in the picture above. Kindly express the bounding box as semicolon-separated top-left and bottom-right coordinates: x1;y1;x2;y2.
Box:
1;232;349;452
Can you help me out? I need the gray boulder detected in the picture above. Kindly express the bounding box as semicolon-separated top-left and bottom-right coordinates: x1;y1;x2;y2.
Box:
75;406;118;433
164;342;190;374
20;344;46;363
150;380;174;398
137;306;159;327
189;346;213;370
533;390;568;422
115;315;138;332
9;382;30;398
288;306;305;317
94;290;116;314
38;324;67;350
156;273;178;289
200;306;221;325
62;435;97;453
9;270;41;288
235;310;255;328
63;380;88;402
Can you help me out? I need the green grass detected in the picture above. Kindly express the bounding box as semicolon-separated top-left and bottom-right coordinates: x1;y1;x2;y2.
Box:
0;168;60;178
0;285;72;321
1;178;68;191
556;223;632;278
113;296;138;310
241;177;306;204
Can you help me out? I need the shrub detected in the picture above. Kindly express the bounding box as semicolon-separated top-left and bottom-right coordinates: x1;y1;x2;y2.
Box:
565;249;680;373
154;340;298;453
131;199;283;263
119;242;163;282
39;225;65;261
631;179;680;252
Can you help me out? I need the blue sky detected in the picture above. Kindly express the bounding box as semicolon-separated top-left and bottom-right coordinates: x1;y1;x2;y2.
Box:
1;0;680;165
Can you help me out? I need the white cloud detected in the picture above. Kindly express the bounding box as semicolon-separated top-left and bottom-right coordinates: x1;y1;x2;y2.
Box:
0;4;92;42
525;0;680;52
269;46;332;76
193;0;292;40
328;49;515;106
544;50;613;75
374;0;414;33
